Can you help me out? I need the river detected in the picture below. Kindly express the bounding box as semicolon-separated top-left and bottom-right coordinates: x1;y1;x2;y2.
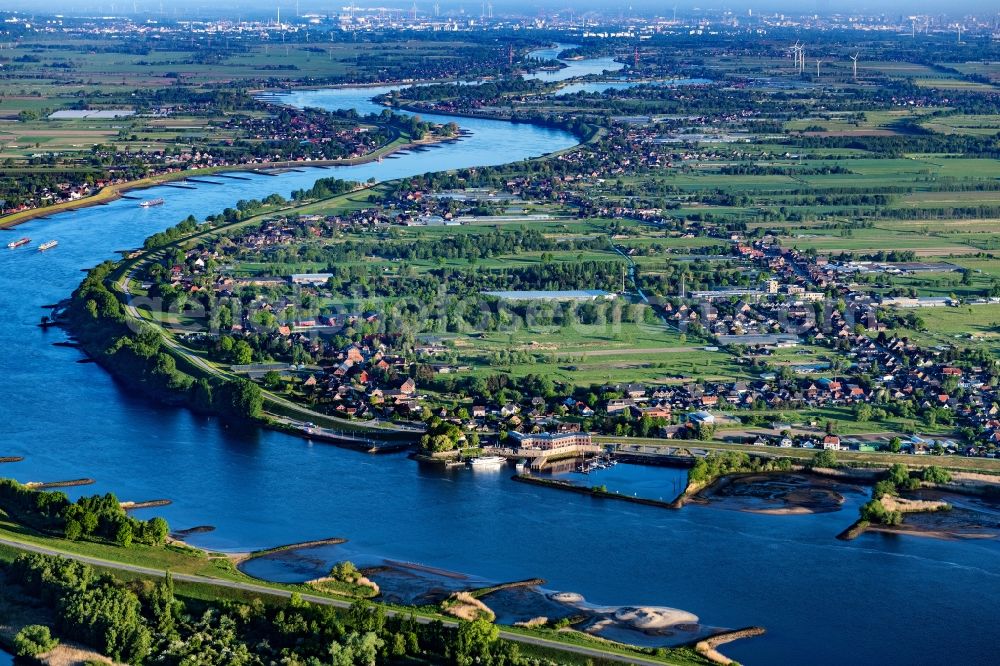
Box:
1;77;998;666
525;43;624;82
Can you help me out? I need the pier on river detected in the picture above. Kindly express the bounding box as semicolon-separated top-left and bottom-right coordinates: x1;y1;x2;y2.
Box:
485;444;602;471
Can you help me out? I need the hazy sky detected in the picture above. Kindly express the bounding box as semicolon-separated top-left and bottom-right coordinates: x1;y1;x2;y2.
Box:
3;1;995;18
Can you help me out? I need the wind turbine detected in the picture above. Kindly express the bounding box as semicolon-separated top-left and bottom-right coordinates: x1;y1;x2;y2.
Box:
790;41;803;74
850;52;860;80
815;59;821;78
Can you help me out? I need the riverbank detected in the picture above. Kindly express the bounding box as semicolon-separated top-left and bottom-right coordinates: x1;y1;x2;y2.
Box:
235;538;747;661
0;524;715;666
0;130;448;231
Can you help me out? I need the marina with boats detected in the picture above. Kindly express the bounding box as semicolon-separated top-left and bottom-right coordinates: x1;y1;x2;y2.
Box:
575;455;619;474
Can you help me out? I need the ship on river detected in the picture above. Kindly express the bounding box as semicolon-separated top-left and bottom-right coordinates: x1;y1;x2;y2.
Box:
139;198;165;208
7;237;30;249
38;240;58;251
467;456;506;469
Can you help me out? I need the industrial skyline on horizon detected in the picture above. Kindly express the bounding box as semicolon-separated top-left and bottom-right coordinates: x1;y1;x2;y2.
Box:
3;1;998;20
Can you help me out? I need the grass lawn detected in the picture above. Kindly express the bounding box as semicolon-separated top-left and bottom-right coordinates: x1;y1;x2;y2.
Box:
0;515;243;579
888;303;1000;352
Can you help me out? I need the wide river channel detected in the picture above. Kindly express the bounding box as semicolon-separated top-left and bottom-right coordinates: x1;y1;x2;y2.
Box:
1;68;998;665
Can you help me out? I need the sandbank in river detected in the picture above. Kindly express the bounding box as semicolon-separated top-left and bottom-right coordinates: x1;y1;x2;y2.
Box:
693;472;862;515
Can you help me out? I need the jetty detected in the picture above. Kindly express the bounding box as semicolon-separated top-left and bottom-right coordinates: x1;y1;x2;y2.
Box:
289;420;418;453
692;627;766;664
234;537;348;565
27;478;95;490
303;427;414;453
171;525;215;537
161;182;198;190
121;499;172;511
512;475;684;510
469;578;546;599
184;177;225;185
213;173;253;181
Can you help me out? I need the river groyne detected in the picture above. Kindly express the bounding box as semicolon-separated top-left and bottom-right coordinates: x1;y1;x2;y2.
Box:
512;474;684;509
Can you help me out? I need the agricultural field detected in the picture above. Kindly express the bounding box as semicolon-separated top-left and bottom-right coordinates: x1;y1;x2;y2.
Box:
914;78;999;92
939;61;1000;81
444;323;745;386
887;303;1000;353
784;108;942;135
920;114;1000;135
0;38;486;91
776;226;977;255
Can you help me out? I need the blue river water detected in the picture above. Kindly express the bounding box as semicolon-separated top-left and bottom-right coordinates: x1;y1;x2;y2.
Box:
1;79;999;666
554;79;713;96
525;43;624;82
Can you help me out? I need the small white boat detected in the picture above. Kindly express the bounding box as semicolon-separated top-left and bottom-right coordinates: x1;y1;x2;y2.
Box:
139;198;165;208
468;456;506;468
38;240;58;251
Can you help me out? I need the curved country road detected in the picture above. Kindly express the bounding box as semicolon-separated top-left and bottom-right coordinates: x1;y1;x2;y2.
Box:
0;536;676;666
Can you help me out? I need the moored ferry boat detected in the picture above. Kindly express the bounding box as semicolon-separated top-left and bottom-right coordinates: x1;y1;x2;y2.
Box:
139;198;165;208
7;237;30;249
38;240;58;251
467;456;506;468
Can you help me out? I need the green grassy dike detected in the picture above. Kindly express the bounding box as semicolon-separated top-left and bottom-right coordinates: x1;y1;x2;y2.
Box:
0;517;712;666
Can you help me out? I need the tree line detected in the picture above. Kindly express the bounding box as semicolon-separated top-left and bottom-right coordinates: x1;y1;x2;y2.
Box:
5;551;576;665
0;479;168;547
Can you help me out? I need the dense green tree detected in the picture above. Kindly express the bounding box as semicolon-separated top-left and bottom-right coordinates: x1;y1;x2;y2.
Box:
60;585;152;664
13;625;59;657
